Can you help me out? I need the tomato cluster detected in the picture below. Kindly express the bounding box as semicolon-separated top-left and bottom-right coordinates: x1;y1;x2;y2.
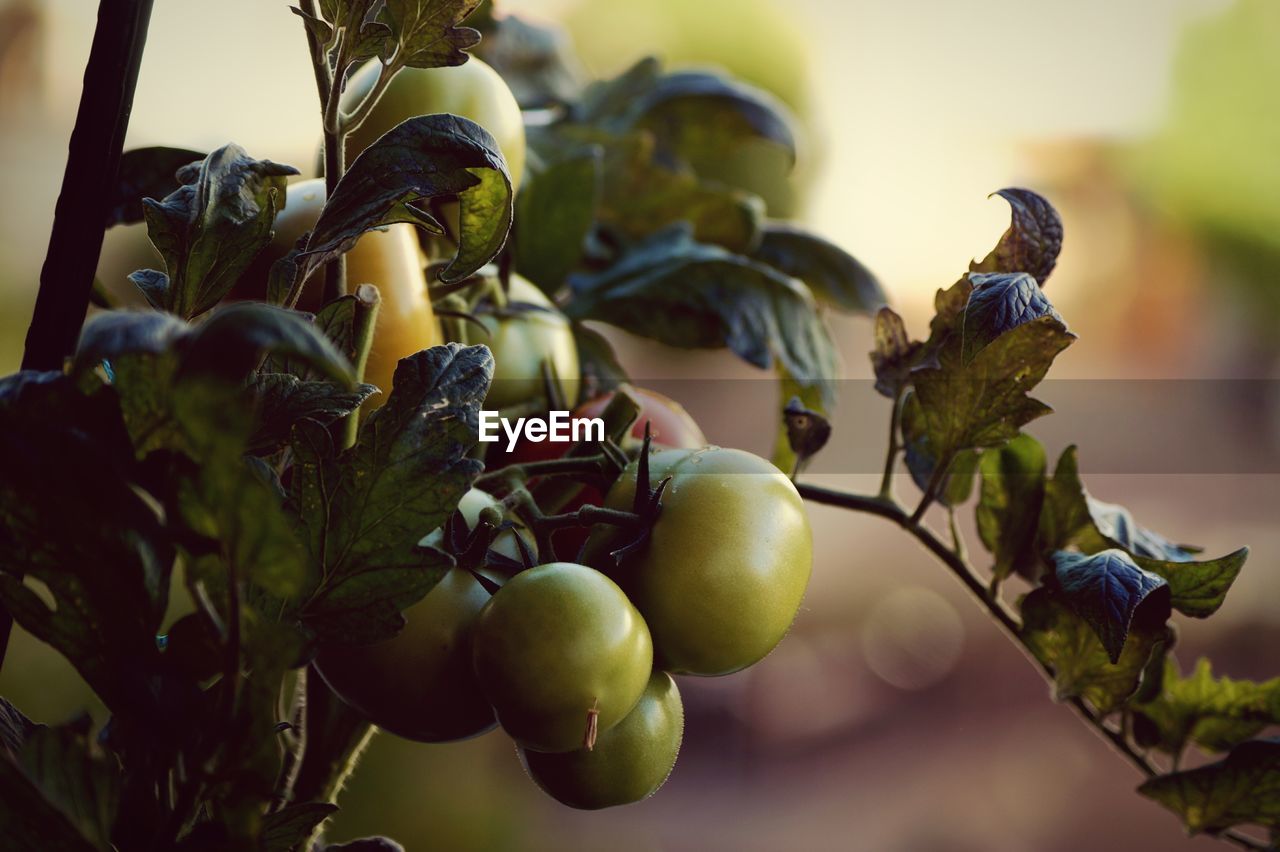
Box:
100;55;814;811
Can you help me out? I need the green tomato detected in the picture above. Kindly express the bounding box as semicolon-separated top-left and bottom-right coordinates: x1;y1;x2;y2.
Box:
314;568;495;742
471;562;653;753
520;671;683;809
480;274;579;412
586;447;812;676
342;57;526;189
313;489;528;742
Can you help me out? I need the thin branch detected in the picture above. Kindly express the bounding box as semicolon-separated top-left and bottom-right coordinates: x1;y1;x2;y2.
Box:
796;481;1269;851
878;388;905;500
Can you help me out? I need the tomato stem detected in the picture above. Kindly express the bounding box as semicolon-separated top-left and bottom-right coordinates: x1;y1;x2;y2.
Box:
796;480;1271;852
342;283;381;448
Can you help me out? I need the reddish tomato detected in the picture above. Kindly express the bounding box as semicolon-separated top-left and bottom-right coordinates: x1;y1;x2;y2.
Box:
489;388;707;559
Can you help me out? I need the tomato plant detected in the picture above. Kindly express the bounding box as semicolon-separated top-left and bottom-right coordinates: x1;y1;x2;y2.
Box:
0;1;1275;850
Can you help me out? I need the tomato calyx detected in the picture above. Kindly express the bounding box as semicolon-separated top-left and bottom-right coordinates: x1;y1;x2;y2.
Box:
600;424;671;565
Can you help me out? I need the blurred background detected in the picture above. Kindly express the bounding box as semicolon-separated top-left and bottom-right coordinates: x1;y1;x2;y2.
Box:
2;0;1279;849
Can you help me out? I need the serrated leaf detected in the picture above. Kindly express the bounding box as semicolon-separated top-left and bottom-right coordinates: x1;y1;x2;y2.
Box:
289;344;491;643
1138;738;1280;834
19;722;119;850
107;146;205;228
567;225;835;387
977;433;1047;581
261;802;339;852
380;0;481;69
1021;586;1171;714
141;144;298;318
290;5;335;50
1135;659;1280;756
911;312;1074;468
629;69;797;156
1038;446;1245;618
248;374;376;454
1053;549;1171;663
970;188;1063;285
515;147;601;295
961;272;1062;365
870;306;923;399
753;224;885;314
303;115;512;284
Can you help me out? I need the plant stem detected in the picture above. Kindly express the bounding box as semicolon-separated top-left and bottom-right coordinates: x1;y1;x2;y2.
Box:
878;388;905;500
342;283;380;448
535;504;644;532
289;667;376;812
7;0;155;671
301;1;347;305
796;481;1270;852
475;453;614;489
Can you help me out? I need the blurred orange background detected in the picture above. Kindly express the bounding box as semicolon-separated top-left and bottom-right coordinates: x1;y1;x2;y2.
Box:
2;1;1279;849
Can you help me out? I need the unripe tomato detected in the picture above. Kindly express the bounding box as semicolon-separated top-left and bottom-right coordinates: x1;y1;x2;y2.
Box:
315;569;494;742
236;178;441;409
519;671;683;809
342;57;526;189
480;275;579;413
471;562;653;753
586;447;812;676
314;489;529;742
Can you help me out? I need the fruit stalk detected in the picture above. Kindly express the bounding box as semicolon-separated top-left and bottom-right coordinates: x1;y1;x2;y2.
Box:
8;0;155;670
342;283;381;448
300;0;348;304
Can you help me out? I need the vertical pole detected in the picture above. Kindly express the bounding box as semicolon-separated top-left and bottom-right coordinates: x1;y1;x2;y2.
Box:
21;0;155;372
5;0;155;667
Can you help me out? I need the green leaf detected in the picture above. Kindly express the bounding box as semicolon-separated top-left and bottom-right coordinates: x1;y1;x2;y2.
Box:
592;130;763;253
261;802;339;852
19;722;120;850
474;12;583;108
515;147;601;295
941;450;981;507
290;344;492;643
961;272;1062;365
71;310;188;375
0;756;98;852
1138;738;1280;834
1052;549;1171;664
379;0;482;69
0;698;39;759
1135;548;1249;619
1037;446;1245;617
0;374;172;722
571;323;628;401
108;146;205;228
1135;659;1280;756
752;224;885;314
911;297;1074;466
1021;586;1172;715
870;306;922;399
970;188;1063;285
566;225;835;387
247;374;377;455
977;433;1047;580
180;303;356;388
303;115;512;283
140;144;298;318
